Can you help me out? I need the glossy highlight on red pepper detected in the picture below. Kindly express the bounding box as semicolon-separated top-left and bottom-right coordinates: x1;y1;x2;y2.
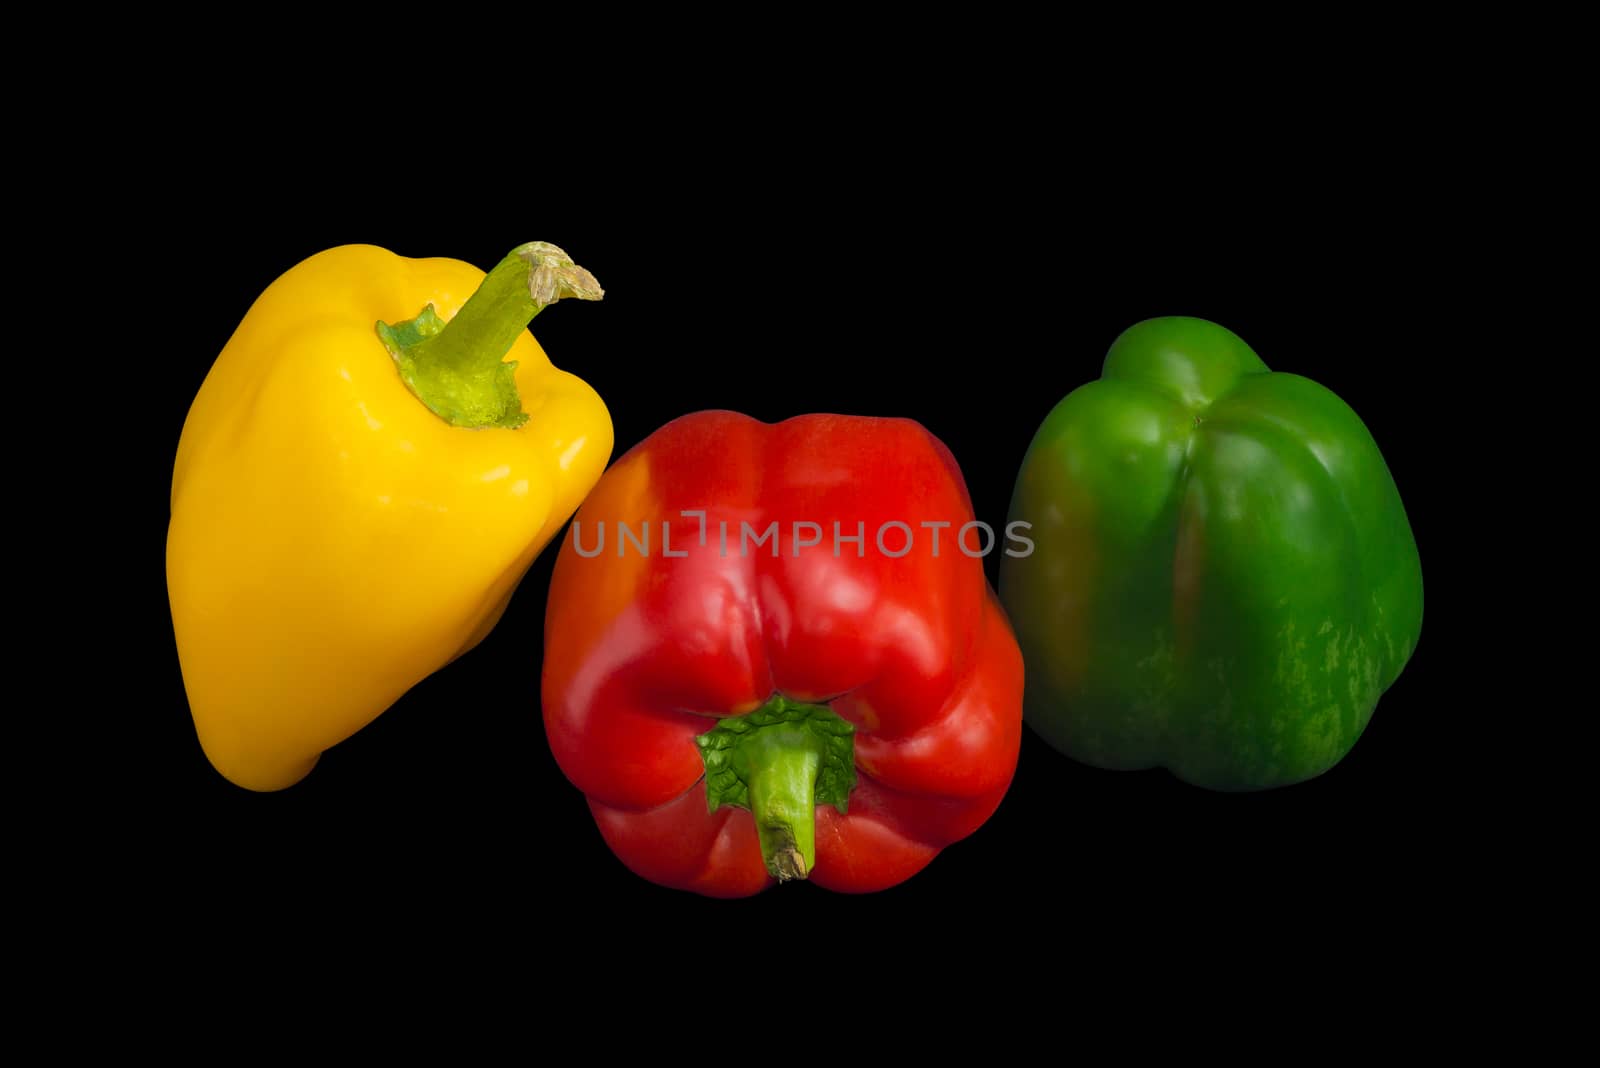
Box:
542;411;1024;896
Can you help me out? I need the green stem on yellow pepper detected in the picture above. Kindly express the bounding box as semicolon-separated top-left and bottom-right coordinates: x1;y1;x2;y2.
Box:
376;242;603;430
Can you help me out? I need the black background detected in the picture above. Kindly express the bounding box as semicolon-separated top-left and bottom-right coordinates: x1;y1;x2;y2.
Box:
106;139;1470;964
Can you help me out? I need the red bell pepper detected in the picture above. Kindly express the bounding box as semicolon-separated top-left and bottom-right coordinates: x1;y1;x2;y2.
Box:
542;411;1024;896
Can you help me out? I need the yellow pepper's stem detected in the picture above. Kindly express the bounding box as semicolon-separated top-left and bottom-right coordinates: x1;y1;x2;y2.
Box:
376;243;603;430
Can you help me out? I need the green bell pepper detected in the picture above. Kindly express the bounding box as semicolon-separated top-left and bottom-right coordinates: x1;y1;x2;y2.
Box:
1000;317;1422;790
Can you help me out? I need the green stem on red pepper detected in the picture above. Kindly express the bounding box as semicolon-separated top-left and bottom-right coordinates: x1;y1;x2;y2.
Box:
695;695;857;882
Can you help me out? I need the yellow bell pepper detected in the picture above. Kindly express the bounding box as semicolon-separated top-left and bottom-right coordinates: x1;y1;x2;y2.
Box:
167;242;612;791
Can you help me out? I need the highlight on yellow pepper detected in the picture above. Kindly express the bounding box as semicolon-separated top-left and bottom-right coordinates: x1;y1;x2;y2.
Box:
167;242;613;791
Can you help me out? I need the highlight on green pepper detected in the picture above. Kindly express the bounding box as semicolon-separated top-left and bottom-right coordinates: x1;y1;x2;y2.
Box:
1000;316;1422;791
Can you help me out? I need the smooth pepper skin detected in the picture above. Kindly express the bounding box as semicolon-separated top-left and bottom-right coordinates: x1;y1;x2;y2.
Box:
169;245;612;791
1000;317;1422;791
542;411;1024;896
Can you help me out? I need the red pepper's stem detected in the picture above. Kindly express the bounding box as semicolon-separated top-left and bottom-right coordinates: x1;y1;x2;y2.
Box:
695;696;857;883
740;727;824;880
376;242;603;430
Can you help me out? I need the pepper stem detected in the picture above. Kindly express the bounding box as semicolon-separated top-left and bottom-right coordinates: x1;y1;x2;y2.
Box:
376;242;603;430
742;727;824;880
695;695;857;883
